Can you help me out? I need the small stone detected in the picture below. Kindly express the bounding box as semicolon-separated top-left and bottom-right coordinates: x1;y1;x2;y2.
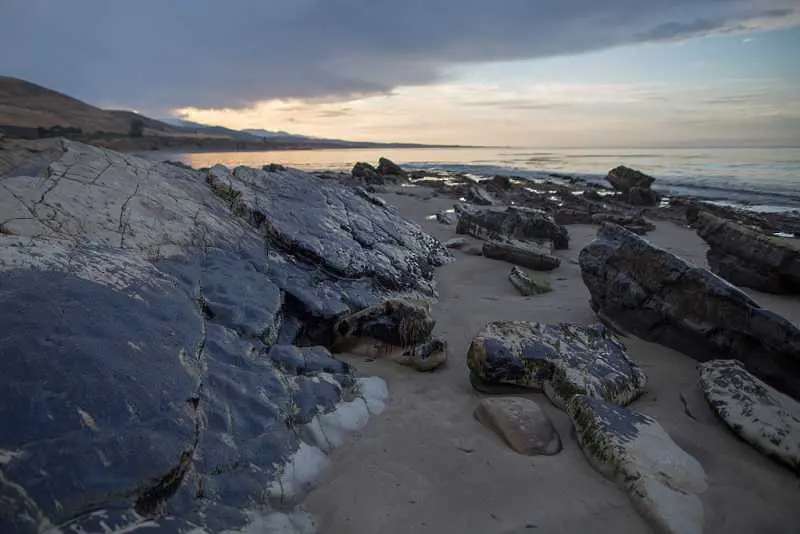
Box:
508;266;552;295
475;397;561;456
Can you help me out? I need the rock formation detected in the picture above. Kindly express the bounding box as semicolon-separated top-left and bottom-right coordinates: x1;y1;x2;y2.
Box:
580;223;800;399
376;157;408;180
483;239;560;271
508;266;552;295
456;206;569;250
606;166;659;206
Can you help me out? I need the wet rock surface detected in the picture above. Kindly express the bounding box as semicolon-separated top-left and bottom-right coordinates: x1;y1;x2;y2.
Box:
456;206;569;250
0;140;451;533
483;239;560;271
567;395;707;534
467;321;647;409
508;266;552;296
606;166;660;206
579;223;800;399
474;397;562;456
699;359;800;472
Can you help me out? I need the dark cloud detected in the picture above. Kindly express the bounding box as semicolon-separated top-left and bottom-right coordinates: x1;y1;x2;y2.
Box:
0;0;796;113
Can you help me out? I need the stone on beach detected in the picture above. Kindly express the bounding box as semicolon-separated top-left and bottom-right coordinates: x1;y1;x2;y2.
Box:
443;237;469;249
567;395;707;534
467;321;647;409
483;239;561;271
474;397;562;456
332;298;436;352
376;157;408;180
456;205;570;250
606;165;659;206
579;223;800;399
508;265;552;295
436;209;457;225
400;337;448;372
699;359;800;472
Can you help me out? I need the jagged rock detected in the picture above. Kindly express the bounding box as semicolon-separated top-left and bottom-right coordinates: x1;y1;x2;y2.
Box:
508;266;552;295
352;161;383;184
606;166;659;206
436;210;457;225
580;223;800;399
377;157;407;179
443;237;469;249
591;213;655;235
568;395;707;534
628;186;659;206
692;210;800;294
400;337;448;372
699;360;800;472
466;185;495;205
483;239;560;271
457;206;569;250
332;298;436;352
467;321;647;409
474;397;562;456
263;163;286;172
482;175;512;193
354;186;388;208
0;140;451;533
453;202;473;215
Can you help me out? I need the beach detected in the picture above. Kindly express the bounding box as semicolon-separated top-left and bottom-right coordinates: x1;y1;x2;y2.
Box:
305;185;800;534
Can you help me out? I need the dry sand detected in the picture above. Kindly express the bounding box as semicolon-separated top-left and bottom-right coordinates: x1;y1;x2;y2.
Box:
305;186;800;534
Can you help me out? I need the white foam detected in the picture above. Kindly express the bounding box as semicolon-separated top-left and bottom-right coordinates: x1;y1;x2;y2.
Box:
357;376;389;415
265;443;329;503
305;398;370;453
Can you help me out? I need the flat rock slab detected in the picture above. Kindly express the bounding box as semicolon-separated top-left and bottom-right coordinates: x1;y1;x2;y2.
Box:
508;265;552;295
456;206;569;250
568;395;707;534
699;359;800;472
580;223;800;400
467;321;647;409
483;239;560;271
475;397;562;455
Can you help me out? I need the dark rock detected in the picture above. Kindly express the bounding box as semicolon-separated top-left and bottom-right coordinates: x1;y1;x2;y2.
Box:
466;185;495;206
482;175;512;193
332;298;435;351
377;157;408;180
467;321;647;409
606;166;659;206
354;186;388;208
263;163;287;172
508;266;552;295
400;337;448;372
443;237;469;249
580;223;800;399
693;211;800;294
352;161;383;184
436;210;457;225
483;239;560;271
591;213;655;235
456;206;569;250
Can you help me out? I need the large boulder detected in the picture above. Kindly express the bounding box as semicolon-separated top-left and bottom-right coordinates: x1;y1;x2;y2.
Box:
351;161;383;184
692;210;800;294
474;397;562;456
699;360;800;472
606;166;659;206
456;206;569;250
0;140;450;533
483;239;560;271
376;157;408;180
467;321;647;409
580;223;800;399
568;395;707;534
466;185;496;206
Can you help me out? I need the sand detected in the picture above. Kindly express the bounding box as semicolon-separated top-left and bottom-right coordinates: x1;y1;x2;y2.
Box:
305;186;800;534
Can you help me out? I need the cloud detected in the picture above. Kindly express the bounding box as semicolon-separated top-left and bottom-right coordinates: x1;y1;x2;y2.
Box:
0;0;797;113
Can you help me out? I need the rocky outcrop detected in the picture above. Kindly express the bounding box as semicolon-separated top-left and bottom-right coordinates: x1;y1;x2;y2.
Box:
436;209;457;225
376;157;408;180
580;223;800;399
352;161;383;184
0;139;447;533
699;360;800;472
475;397;561;456
456;206;569;250
508;266;552;295
568;395;707;534
691;210;800;294
467;321;647;409
332;298;435;351
466;185;495;205
483;239;560;271
606;166;659;206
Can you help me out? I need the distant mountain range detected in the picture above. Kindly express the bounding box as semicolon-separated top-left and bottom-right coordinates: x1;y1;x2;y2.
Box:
0;76;467;151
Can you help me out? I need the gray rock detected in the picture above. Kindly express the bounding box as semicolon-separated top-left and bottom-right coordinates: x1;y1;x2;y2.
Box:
568;395;707;534
508;266;552;295
443;237;469;249
580;223;800;399
462;243;485;256
693;210;800;294
436;210;457;225
354;186;388;208
377;157;408;180
400;337;448;372
352;161;383;184
484;239;560;271
466;185;495;205
590;213;655;235
467;321;647;409
457;206;569;250
606;166;659;206
332;298;436;351
699;360;800;472
475;397;561;455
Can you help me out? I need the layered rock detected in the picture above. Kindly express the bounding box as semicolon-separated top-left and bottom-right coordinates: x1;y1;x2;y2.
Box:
699;360;800;472
580;223;800;399
508;266;552;295
691;210;800;294
0;140;447;533
483;239;560;271
568;395;707;534
606;166;659;206
456;206;569;250
474;397;561;456
467;321;647;409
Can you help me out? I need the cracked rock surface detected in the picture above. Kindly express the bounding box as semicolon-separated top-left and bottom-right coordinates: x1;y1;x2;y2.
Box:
0;139;445;533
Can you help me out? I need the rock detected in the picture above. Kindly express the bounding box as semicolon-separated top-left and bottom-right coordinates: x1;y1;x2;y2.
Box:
568;395;707;534
354;186;388;208
400;337;448;372
693;210;800;294
474;397;561;455
457;206;569;250
463;243;485;256
483;239;560;271
606;166;659;206
377;157;408;180
467;321;647;409
481;175;512;193
263;163;286;172
332;298;436;351
0;140;451;532
466;185;495;205
436;210;457;225
699;360;800;472
508;266;552;295
580;223;800;399
590;213;655;235
352;161;383;184
453;202;473;215
443;237;469;249
628;186;659;206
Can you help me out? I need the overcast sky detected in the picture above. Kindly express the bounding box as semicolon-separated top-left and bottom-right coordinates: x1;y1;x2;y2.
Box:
1;0;798;147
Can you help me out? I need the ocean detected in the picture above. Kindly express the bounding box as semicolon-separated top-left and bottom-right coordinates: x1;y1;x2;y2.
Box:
151;147;800;212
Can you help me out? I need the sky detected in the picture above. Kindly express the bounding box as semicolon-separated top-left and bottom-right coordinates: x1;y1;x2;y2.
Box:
1;0;799;147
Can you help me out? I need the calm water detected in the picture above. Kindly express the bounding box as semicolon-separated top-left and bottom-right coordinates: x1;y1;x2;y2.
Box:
150;147;800;211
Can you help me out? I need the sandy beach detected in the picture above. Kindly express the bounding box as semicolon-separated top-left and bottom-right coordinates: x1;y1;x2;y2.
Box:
305;186;800;534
